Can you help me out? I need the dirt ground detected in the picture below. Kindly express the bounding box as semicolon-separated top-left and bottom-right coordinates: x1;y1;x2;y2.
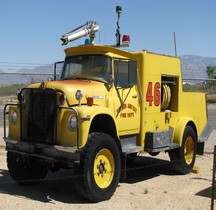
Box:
0;129;215;210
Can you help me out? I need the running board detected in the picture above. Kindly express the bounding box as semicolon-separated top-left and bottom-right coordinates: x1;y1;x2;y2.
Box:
145;142;180;153
120;135;143;155
122;145;143;154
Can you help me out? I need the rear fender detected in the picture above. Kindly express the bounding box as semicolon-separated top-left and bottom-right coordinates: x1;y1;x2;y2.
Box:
173;117;197;146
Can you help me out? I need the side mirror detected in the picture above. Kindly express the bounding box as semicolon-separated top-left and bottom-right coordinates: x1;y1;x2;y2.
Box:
108;75;114;85
128;60;137;86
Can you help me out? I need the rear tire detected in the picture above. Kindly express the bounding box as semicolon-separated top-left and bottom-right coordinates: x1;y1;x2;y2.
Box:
169;126;197;174
74;132;121;202
7;152;48;184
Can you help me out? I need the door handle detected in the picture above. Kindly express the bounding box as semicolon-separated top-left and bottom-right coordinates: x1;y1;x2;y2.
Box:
132;95;137;98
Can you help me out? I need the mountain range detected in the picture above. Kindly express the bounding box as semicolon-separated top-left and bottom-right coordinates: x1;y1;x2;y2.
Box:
1;55;216;79
181;55;216;78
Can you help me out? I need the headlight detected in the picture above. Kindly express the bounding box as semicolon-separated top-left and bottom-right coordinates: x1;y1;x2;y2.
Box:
10;110;18;124
68;114;78;130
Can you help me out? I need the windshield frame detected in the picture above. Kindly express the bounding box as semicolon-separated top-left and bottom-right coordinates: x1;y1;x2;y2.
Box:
59;54;112;83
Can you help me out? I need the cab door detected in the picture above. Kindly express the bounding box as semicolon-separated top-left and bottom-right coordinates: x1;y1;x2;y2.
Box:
114;60;140;135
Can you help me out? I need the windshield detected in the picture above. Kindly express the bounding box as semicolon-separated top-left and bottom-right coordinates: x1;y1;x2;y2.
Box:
60;55;112;82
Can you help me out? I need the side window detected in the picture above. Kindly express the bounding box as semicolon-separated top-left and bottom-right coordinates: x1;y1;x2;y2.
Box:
114;61;128;87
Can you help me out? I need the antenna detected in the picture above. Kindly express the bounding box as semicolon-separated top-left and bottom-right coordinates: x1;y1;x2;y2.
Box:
116;6;122;47
173;31;177;56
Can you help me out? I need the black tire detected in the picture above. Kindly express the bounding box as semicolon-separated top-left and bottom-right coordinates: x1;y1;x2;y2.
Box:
149;152;160;157
7;152;48;184
169;126;197;174
74;132;121;202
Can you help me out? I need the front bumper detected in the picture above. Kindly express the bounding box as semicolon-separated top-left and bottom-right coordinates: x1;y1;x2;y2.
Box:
5;138;80;165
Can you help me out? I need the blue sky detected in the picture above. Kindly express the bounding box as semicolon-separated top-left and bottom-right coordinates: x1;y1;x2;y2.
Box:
0;0;215;64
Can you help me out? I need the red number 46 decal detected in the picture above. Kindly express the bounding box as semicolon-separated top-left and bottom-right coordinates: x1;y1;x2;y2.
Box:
146;82;161;106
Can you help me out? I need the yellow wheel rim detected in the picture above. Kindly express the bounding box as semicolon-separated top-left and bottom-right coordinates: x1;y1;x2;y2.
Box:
93;149;115;189
184;136;194;165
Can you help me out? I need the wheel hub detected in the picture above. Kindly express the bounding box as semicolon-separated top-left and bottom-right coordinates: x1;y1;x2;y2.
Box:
184;136;194;165
97;160;107;177
93;149;115;189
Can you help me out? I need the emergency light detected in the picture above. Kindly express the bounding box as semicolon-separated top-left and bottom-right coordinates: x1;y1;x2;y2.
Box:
122;35;130;46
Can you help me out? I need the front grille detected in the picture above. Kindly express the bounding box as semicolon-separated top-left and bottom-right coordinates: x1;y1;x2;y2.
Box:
21;88;57;144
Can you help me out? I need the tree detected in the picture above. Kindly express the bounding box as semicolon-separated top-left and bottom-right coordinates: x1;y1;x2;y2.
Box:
206;65;216;79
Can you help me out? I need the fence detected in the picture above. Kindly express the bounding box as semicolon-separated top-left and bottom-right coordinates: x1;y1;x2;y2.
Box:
0;73;216;143
0;72;56;145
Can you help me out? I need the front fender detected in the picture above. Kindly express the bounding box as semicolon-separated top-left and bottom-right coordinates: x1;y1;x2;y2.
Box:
76;106;118;147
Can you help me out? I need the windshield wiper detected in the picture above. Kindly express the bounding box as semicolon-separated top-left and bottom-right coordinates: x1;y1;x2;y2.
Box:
62;76;107;83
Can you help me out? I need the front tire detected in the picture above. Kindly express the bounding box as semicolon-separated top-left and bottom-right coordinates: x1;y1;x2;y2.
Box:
169;126;197;174
75;132;121;202
7;152;48;183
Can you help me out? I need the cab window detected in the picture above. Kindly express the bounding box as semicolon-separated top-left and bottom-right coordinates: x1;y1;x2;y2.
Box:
114;61;128;87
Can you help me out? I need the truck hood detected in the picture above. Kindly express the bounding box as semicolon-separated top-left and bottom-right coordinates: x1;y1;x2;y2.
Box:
43;79;107;106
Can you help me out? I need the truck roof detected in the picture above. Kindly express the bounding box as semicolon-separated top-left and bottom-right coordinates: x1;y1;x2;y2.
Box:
64;44;180;61
64;44;133;59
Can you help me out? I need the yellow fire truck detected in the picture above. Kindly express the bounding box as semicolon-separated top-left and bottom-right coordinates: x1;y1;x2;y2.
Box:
4;6;212;202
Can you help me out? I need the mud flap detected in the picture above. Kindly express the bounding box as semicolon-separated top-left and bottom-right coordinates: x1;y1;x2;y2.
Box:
197;142;205;155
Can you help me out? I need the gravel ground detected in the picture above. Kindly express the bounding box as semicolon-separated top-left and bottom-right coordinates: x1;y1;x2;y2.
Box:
0;128;215;210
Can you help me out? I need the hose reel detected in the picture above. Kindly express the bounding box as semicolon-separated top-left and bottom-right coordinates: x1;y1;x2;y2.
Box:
161;84;171;110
